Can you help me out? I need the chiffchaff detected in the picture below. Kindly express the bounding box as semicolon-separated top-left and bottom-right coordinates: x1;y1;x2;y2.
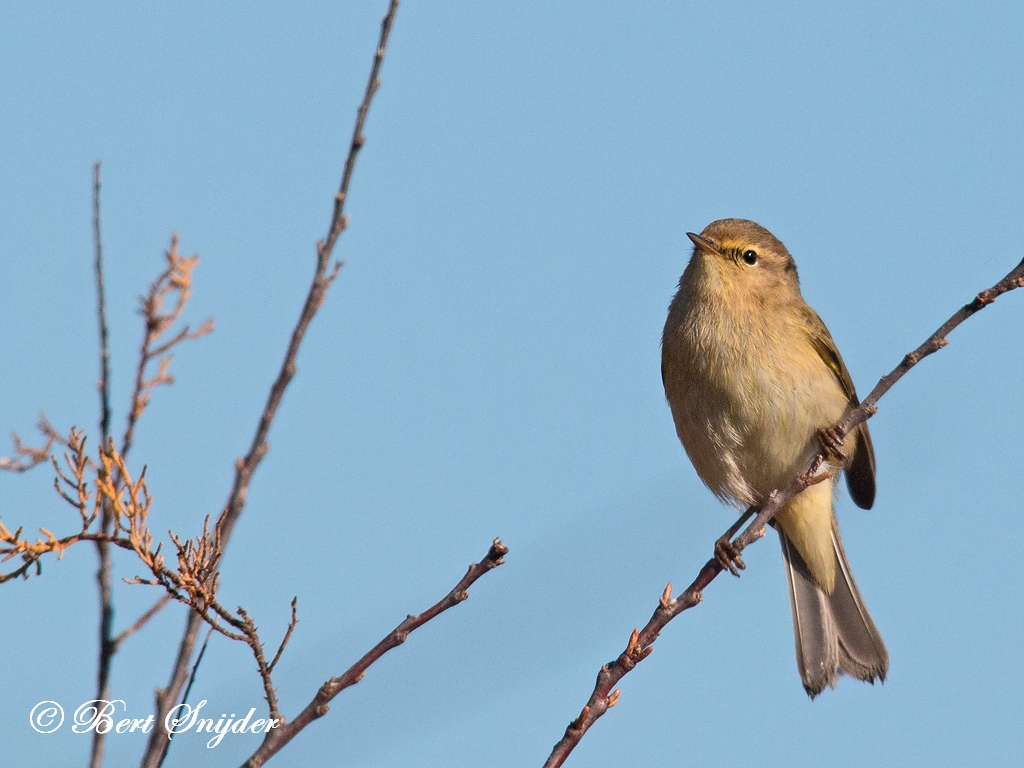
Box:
661;218;887;697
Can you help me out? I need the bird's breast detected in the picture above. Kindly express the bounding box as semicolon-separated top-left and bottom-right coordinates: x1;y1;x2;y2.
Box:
663;289;847;506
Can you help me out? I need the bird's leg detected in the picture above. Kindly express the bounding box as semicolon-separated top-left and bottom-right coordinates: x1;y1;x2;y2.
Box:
816;425;848;464
715;508;755;577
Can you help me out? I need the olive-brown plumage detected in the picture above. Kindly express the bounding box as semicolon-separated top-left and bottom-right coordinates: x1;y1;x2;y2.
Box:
661;218;887;697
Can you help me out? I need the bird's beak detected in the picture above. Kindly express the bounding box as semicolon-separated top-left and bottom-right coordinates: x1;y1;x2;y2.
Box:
686;232;723;257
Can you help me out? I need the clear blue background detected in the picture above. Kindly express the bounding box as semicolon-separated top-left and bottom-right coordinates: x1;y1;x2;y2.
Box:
2;1;1023;766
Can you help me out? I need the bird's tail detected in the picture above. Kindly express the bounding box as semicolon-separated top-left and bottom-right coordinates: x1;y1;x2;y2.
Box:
779;518;889;698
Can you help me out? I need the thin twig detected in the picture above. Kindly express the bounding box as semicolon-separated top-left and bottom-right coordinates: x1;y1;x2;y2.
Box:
180;628;213;715
112;594;173;652
0;415;64;473
90;160;115;768
157;628;214;768
148;608;201;765
139;2;401;764
236;606;285;721
220;0;399;549
542;257;1024;768
94;161;112;445
122;236;213;461
241;538;507;768
268;598;299;674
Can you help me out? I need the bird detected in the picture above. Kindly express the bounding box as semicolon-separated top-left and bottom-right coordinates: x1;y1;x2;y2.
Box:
660;217;888;697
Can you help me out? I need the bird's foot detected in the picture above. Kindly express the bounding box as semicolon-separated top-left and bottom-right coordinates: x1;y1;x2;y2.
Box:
714;535;745;577
816;426;847;464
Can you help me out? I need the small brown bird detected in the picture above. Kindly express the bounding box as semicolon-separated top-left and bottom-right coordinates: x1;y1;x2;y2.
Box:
661;218;888;697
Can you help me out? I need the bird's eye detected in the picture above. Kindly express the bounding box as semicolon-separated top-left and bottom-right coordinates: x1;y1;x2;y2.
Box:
742;250;758;265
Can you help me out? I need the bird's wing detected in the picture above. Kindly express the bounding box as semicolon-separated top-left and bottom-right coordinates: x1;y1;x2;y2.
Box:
803;307;877;510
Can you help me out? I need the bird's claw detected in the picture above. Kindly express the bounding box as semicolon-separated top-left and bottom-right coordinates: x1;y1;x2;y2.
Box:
715;537;745;577
817;426;847;464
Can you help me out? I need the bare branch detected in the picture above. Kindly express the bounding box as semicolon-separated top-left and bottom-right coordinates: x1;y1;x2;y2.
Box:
321;0;399;258
3;429;298;732
111;594;173;652
542;256;1024;767
233;606;283;721
89;159;117;768
0;415;64;473
181;627;214;714
268;597;299;674
87;227;213;768
241;538;507;768
157;627;215;768
141;2;402;764
94;161;112;446
122;234;213;460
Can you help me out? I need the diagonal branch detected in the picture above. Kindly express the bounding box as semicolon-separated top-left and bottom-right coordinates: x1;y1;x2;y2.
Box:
139;2;402;765
112;595;173;653
241;538;507;768
542;256;1024;768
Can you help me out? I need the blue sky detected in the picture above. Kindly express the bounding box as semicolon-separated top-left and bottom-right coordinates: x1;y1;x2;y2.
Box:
2;1;1023;766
